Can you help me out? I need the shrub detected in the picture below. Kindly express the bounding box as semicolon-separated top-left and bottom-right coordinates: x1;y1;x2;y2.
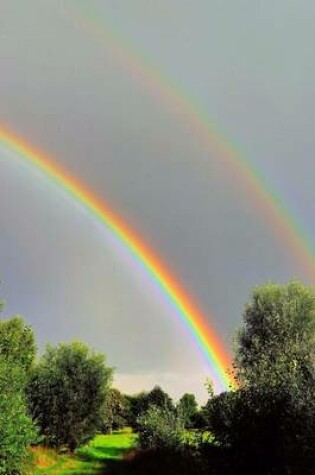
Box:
137;405;184;450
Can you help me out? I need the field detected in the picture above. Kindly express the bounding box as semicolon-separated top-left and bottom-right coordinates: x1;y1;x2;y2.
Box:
32;429;138;475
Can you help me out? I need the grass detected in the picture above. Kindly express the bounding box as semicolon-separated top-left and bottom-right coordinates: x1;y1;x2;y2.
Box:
32;428;138;475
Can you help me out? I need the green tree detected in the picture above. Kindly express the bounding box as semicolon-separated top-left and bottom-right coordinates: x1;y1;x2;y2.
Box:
0;316;36;371
125;387;174;429
0;315;37;474
101;388;128;432
147;386;175;412
28;341;113;451
0;360;37;474
235;281;315;391
125;391;150;429
177;393;198;428
206;281;315;474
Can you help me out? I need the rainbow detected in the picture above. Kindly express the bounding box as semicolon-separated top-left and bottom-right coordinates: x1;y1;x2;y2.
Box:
67;2;315;285
0;127;236;392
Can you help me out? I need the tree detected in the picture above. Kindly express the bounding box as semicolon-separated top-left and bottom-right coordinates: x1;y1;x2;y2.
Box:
235;281;315;392
0;316;36;371
0;315;37;474
177;393;198;428
0;360;37;474
125;392;150;429
28;341;113;451
126;386;174;429
206;281;315;474
101;388;128;432
147;386;175;412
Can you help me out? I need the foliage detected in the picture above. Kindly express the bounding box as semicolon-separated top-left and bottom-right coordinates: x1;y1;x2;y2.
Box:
177;393;198;428
147;385;175;412
126;386;175;429
0;315;38;474
0;316;36;371
137;405;184;450
235;281;315;391
28;341;113;451
101;388;128;432
0;359;38;475
205;281;315;474
125;391;149;429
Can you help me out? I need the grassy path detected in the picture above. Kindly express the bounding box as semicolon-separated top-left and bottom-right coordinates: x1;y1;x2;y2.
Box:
32;429;138;475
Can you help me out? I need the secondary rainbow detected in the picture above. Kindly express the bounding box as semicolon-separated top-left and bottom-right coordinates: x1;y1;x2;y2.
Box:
68;2;315;285
0;126;236;392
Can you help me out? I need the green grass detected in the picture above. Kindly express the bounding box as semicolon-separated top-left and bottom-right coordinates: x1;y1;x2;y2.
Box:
32;429;138;475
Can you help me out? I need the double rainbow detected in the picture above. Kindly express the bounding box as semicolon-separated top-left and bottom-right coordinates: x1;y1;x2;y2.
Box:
2;3;314;394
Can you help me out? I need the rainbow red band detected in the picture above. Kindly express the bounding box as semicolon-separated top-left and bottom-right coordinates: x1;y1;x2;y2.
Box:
0;127;236;392
68;2;315;286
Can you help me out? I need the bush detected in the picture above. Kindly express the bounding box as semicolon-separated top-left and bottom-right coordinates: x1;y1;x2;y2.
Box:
137;405;184;450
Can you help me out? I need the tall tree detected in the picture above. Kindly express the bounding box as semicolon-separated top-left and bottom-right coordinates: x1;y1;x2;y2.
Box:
101;388;128;432
0;360;37;474
235;281;315;392
207;281;315;474
28;341;113;451
0;314;37;474
177;393;198;428
0;316;36;371
125;391;150;429
147;386;175;412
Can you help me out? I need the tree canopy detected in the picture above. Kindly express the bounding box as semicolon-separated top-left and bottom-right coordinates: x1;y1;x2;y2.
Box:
177;393;198;428
0;315;37;474
205;281;315;474
28;341;113;451
0;316;36;371
235;280;315;393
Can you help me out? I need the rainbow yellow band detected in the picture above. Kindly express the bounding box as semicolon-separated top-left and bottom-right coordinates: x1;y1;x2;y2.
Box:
0;126;236;392
69;2;315;286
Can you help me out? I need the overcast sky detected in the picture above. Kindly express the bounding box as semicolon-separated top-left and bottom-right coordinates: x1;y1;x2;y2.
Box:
1;0;315;402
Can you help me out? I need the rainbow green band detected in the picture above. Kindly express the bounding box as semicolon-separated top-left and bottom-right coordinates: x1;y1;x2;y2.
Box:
0;127;236;392
68;2;315;285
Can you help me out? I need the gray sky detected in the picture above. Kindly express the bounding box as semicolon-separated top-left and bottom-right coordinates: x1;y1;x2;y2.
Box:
1;0;315;402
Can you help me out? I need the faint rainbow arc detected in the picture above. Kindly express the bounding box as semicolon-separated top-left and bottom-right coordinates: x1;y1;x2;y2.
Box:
0;127;236;392
68;3;315;285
